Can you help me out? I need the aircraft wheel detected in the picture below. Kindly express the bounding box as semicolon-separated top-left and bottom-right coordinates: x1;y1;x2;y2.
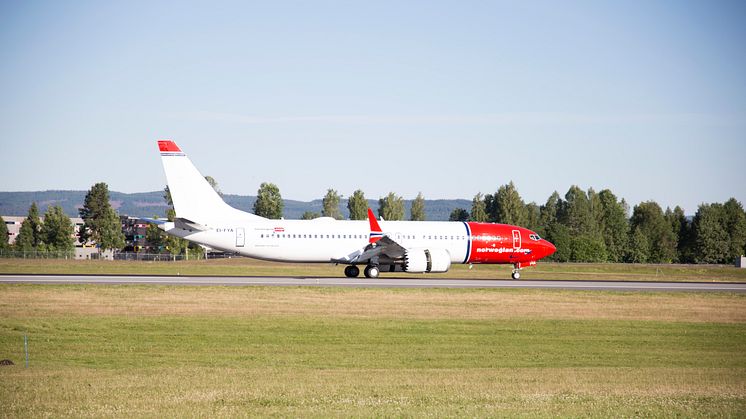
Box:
511;271;521;280
364;265;380;279
344;265;360;278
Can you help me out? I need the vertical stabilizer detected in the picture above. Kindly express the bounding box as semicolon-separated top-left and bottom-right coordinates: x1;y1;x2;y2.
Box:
158;140;264;226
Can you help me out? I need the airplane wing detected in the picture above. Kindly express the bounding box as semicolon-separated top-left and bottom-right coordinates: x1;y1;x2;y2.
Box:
354;235;407;262
342;209;408;264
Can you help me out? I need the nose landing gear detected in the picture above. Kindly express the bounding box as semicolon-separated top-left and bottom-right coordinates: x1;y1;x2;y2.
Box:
511;263;522;280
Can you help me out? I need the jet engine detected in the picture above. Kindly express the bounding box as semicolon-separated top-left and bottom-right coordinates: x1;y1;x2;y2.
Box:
403;248;451;273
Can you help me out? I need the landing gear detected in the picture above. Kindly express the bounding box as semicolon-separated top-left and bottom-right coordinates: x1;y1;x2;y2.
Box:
344;265;360;278
511;263;521;280
364;265;380;279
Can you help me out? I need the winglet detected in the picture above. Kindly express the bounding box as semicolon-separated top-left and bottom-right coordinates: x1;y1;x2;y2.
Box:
367;208;383;244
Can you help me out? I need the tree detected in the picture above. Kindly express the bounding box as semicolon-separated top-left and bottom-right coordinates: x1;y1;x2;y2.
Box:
556;186;607;262
0;216;8;250
723;198;746;261
164;175;221;207
301;211;321;220
322;189;343;220
665;206;687;263
40;205;74;252
560;186;597;236
145;222;166;252
347;190;368;220
14;220;35;251
598;190;629;262
449;208;469;222
79;182;125;251
15;203;43;251
546;223;571;262
204;176;223;197
691;203;729;263
570;235;607;262
627;227;651;263
410;192;426;221
484;193;496;222
540;192;562;258
164;186;173;207
492;181;527;225
673;206;695;263
540;191;561;227
525;202;541;233
628;201;676;263
378;192;405;221
162;185;201;258
470;193;488;222
253;182;283;219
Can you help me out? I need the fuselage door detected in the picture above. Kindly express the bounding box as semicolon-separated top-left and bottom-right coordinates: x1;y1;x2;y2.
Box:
236;227;245;247
512;230;521;250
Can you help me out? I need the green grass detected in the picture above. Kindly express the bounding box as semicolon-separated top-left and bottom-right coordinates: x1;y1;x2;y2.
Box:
1;257;745;282
1;285;744;416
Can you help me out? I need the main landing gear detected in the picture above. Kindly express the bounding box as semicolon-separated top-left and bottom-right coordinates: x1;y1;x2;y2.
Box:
343;265;380;279
364;265;380;279
344;265;360;278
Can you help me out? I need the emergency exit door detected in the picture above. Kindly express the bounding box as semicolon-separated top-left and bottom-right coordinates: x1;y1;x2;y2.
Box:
236;228;245;247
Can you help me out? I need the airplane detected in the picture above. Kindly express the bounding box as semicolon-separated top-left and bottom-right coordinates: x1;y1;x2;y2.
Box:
155;140;556;279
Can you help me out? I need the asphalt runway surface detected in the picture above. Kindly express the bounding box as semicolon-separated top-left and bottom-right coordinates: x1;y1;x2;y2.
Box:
1;274;745;292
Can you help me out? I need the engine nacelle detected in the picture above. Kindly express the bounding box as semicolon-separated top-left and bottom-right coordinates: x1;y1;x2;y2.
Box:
403;248;451;273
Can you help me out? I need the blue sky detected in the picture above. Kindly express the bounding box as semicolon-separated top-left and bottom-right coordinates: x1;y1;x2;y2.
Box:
1;0;744;214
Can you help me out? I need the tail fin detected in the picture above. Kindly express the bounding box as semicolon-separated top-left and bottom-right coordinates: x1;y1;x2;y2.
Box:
157;140;265;226
367;208;383;244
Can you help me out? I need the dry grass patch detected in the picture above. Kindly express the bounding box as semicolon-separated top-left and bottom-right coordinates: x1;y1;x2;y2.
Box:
1;284;744;417
2;367;744;417
1;284;744;323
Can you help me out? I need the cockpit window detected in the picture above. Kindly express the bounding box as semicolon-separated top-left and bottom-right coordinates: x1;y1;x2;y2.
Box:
529;234;541;241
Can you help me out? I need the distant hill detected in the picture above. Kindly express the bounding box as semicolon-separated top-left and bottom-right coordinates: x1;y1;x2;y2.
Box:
0;190;471;221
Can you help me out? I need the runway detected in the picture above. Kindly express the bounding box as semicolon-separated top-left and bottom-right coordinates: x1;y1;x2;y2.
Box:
1;274;745;292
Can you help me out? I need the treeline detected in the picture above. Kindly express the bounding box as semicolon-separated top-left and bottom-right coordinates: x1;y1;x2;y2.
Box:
252;184;430;222
458;182;745;264
4;179;743;265
0;202;75;253
1;183;126;254
251;181;746;264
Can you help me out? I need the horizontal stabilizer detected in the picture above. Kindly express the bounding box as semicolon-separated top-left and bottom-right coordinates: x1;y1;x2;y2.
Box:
174;218;209;232
140;217;167;225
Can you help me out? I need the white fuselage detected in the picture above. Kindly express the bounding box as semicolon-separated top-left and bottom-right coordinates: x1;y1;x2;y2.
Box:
166;218;471;264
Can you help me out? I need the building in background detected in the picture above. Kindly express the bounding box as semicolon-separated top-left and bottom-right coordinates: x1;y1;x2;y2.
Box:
2;215;86;246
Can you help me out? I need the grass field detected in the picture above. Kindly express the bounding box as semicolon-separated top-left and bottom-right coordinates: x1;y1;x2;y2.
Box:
1;285;744;417
1;257;745;282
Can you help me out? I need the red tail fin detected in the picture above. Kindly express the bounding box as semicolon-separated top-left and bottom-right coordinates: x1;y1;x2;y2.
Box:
367;208;383;244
